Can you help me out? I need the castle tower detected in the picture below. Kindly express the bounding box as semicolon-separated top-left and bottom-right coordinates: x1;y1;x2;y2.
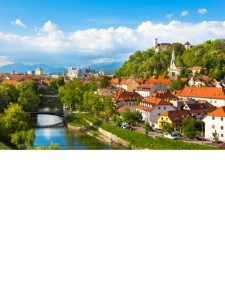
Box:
184;41;191;50
154;38;159;52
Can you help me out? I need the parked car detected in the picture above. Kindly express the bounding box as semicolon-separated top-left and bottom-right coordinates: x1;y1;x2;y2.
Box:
218;142;225;149
164;133;179;140
121;124;129;129
196;136;206;141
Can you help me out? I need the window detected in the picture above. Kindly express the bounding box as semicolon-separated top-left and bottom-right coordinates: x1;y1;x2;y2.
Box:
212;117;215;120
161;117;163;120
158;113;161;116
158;107;161;110
221;126;224;130
212;125;215;129
221;134;224;138
221;118;223;121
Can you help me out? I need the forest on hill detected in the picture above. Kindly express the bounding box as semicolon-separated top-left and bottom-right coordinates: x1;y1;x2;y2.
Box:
114;39;225;81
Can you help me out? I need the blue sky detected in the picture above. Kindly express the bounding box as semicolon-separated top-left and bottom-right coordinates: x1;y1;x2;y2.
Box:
0;0;224;68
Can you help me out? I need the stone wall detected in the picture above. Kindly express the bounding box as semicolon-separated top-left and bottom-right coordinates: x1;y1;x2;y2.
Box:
84;119;131;149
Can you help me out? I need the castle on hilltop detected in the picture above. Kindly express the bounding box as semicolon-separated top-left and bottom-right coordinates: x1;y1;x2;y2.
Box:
154;38;191;52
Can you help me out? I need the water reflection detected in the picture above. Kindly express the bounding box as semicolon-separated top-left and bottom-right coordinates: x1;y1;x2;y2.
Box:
34;127;117;150
37;115;63;127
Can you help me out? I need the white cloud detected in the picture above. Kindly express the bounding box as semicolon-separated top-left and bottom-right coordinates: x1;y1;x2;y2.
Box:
198;8;208;15
166;14;174;19
1;20;225;67
181;11;189;17
0;56;14;67
11;19;27;29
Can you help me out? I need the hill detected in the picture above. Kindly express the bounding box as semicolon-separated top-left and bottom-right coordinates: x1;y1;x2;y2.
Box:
114;39;225;80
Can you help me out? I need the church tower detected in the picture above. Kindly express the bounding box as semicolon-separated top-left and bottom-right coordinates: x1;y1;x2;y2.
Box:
168;46;181;80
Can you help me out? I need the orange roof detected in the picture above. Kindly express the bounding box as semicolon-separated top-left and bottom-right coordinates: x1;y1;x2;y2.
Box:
177;86;225;100
117;105;129;113
207;107;225;117
146;76;171;85
192;66;202;71
137;83;154;89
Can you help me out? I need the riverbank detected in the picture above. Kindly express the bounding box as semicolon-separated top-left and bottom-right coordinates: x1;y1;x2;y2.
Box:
66;118;126;149
67;113;218;150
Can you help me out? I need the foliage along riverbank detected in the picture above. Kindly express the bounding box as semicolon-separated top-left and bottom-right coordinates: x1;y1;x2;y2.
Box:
67;113;218;150
65;114;117;146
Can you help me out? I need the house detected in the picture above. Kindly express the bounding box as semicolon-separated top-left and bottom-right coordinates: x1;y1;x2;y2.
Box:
135;83;168;98
177;86;225;107
147;76;172;86
120;79;140;92
192;66;203;75
136;93;176;128
113;89;142;109
158;110;192;130
203;106;225;142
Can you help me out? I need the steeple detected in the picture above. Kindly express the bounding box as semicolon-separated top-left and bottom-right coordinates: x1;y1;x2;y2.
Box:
170;46;176;69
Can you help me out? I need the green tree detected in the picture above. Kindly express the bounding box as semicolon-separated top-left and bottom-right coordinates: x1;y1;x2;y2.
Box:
112;114;122;127
102;95;116;122
181;117;198;139
162;122;174;134
169;80;186;92
0;83;18;112
0;103;35;149
17;80;40;112
144;122;152;135
100;76;111;88
121;109;143;127
59;79;86;111
83;91;104;119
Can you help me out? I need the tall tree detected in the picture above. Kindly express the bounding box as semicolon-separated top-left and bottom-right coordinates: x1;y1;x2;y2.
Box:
17;80;40;112
0;103;35;149
59;79;86;111
0;83;18;112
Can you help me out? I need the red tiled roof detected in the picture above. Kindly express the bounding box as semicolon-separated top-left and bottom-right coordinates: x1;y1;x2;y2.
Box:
177;86;225;100
146;76;171;85
207;106;225;117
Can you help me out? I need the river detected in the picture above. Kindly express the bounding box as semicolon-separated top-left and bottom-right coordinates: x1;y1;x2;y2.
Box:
34;114;125;150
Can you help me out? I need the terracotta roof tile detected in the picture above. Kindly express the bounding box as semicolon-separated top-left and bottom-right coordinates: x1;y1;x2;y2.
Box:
207;106;225;117
177;86;225;100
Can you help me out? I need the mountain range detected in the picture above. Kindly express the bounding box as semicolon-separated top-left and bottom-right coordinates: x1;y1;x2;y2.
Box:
0;62;123;75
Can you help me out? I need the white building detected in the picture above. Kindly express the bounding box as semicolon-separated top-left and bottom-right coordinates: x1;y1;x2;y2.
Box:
177;86;225;107
203;107;225;142
136;83;168;98
67;67;82;79
136;95;176;128
35;67;43;76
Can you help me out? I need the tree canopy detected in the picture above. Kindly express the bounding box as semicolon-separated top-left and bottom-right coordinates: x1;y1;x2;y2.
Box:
114;39;225;80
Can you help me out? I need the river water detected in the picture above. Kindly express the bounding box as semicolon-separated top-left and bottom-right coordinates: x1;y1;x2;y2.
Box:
34;114;125;150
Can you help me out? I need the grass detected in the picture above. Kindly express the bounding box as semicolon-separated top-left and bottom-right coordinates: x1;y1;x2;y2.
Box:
71;113;218;150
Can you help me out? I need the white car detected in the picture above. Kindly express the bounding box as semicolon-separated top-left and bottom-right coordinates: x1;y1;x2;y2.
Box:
164;133;179;140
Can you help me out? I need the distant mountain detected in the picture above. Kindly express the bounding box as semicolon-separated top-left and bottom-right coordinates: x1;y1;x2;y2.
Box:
0;63;67;74
0;61;123;75
87;62;123;75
